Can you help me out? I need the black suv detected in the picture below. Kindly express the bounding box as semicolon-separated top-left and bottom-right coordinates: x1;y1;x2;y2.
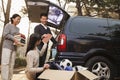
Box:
27;1;120;80
56;16;120;80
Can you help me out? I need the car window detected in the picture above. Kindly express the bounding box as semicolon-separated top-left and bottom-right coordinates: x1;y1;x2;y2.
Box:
48;5;64;26
69;17;110;36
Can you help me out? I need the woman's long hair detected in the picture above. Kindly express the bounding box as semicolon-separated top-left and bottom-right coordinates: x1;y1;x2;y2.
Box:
26;33;41;56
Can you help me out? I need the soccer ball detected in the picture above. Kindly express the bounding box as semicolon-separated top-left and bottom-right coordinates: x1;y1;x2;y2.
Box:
60;59;72;70
72;65;87;71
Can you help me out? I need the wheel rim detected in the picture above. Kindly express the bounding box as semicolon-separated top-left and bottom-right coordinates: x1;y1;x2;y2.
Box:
92;62;110;79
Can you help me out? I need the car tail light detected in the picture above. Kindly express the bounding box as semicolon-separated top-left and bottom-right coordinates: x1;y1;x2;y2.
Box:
57;34;67;52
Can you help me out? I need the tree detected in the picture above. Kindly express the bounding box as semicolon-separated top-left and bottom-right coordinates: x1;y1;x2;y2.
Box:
0;0;12;62
74;0;120;19
56;0;120;19
108;0;120;19
76;0;83;16
57;0;69;9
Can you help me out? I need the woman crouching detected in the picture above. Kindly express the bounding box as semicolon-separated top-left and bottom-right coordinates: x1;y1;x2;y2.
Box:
25;33;52;80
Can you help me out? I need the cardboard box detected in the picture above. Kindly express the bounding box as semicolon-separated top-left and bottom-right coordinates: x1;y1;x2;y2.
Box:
38;69;98;80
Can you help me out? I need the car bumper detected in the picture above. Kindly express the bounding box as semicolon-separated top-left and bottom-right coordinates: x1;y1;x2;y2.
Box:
55;52;87;66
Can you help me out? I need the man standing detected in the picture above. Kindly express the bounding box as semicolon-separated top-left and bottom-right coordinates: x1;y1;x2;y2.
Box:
34;13;57;67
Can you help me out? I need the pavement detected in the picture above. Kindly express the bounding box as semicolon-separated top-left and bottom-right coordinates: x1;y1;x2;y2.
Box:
0;67;28;80
0;67;120;80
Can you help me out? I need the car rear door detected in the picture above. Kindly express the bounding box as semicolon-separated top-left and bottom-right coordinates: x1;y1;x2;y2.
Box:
108;19;120;61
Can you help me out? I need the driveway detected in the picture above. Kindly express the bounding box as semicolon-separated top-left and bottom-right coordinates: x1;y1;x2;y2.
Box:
0;67;28;80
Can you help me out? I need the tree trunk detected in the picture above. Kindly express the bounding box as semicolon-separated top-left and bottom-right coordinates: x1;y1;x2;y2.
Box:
83;1;91;16
58;0;61;7
0;0;11;63
76;0;82;16
63;0;68;9
119;13;120;20
118;8;120;19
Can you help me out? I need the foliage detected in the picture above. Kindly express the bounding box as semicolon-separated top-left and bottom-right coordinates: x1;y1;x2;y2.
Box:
20;6;28;15
62;0;120;19
14;57;26;68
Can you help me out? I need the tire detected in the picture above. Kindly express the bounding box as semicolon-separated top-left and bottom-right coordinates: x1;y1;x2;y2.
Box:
85;56;115;80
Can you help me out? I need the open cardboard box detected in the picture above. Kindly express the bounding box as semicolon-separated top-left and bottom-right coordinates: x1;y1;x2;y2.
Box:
38;69;98;80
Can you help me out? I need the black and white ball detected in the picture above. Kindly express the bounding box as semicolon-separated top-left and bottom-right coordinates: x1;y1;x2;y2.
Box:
60;59;72;70
73;65;87;71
